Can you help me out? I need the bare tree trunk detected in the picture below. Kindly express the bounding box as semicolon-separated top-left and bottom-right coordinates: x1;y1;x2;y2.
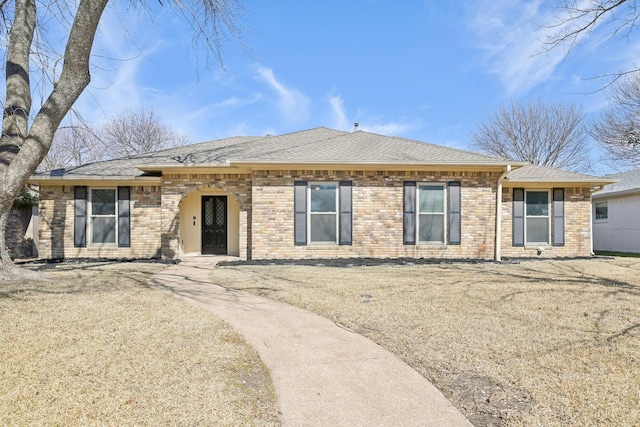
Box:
0;0;109;273
0;207;11;268
0;0;242;276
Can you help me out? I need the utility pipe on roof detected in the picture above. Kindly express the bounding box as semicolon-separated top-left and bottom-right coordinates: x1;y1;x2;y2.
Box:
495;165;511;261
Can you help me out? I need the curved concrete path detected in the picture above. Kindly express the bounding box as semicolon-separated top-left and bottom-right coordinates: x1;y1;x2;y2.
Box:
148;257;471;427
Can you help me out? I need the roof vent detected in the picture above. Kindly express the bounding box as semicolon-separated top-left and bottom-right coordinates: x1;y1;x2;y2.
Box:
353;122;359;132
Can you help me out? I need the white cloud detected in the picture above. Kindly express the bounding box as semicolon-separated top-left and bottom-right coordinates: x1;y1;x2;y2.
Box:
466;0;570;94
359;121;420;136
77;8;164;124
324;95;422;136
327;95;350;131
254;65;310;123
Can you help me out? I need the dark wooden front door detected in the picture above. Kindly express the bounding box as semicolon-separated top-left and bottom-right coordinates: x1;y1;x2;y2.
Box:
202;196;227;255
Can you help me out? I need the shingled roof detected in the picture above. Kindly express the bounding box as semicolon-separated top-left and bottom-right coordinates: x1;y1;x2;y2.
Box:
593;169;640;198
504;164;614;185
31;127;523;181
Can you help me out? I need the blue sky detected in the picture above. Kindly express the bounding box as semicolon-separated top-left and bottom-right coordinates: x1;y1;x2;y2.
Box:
74;0;640;174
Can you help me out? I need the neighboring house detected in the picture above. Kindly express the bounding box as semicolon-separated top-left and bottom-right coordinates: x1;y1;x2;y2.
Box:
592;169;640;254
28;127;613;261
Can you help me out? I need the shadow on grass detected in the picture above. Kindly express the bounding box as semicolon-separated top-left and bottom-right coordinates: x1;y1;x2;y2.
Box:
0;258;169;300
212;257;640;427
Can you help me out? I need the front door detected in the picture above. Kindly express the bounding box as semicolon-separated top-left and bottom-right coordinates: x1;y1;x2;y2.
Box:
202;196;227;255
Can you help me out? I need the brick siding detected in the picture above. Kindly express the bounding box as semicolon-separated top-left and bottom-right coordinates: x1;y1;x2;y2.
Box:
5;207;36;258
500;186;593;258
36;171;595;261
38;185;162;259
160;173;252;259
250;169;500;260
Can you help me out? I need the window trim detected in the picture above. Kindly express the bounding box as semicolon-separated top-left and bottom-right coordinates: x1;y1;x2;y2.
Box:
89;187;118;246
594;200;608;221
524;189;551;245
307;182;339;245
417;183;447;244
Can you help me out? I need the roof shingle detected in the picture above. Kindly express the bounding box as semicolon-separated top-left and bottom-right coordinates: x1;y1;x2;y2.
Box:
505;164;609;184
32;127;516;180
593;168;640;197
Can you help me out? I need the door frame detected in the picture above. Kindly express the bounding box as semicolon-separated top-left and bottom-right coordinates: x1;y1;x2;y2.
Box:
201;195;228;255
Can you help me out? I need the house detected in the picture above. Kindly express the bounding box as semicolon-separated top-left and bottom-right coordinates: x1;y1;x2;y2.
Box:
28;127;614;261
592;169;640;254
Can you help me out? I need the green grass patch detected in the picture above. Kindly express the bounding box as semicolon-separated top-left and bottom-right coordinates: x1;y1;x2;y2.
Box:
595;250;640;258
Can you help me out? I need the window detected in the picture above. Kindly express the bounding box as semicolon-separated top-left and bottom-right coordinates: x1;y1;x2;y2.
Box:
525;190;550;244
294;181;352;246
513;188;563;247
309;183;338;243
91;189;117;244
74;186;130;248
403;181;461;246
418;185;446;243
595;201;608;220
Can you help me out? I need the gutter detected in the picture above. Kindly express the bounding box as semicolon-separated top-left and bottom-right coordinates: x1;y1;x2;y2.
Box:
495;165;511;262
589;184;606;256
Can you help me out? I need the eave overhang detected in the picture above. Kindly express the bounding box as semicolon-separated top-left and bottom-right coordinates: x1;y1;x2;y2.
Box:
502;178;618;188
28;175;162;186
592;186;640;199
226;160;529;172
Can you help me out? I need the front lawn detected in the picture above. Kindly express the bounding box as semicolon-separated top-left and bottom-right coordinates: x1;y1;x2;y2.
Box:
214;257;640;427
0;261;280;426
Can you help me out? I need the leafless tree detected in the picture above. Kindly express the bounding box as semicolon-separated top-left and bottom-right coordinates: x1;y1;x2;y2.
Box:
471;100;591;172
0;0;243;274
592;73;640;169
41;108;190;170
40;126;105;171
100;108;190;158
545;0;640;83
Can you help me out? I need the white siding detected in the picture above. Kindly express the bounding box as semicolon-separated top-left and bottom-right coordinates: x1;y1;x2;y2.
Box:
593;194;640;253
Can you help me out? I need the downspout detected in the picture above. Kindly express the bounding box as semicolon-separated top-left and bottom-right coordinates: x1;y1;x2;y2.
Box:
589;185;606;256
495;165;511;262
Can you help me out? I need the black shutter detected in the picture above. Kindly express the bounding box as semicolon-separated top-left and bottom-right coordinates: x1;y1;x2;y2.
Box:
552;188;565;246
448;182;461;245
513;188;525;247
118;187;131;248
339;181;352;245
294;181;307;246
74;186;87;247
403;181;416;245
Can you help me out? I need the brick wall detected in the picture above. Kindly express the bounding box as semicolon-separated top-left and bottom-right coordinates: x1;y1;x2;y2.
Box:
5;207;37;258
35;172;596;261
38;185;162;259
250;169;500;260
500;186;593;258
160;173;253;259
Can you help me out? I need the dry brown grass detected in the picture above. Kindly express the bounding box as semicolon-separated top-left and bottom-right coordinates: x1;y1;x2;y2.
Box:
0;261;280;426
213;257;640;427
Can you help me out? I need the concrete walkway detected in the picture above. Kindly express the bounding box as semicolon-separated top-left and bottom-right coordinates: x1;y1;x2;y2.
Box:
148;256;471;427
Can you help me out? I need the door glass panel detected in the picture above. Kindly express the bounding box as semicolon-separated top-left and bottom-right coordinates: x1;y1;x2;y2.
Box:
216;199;225;225
205;199;214;226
